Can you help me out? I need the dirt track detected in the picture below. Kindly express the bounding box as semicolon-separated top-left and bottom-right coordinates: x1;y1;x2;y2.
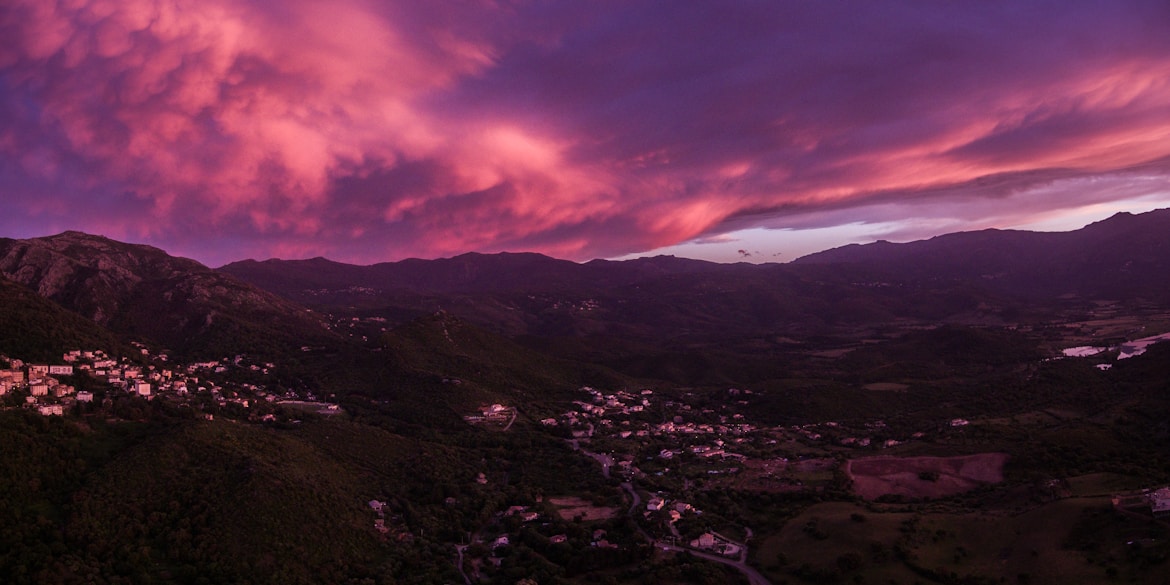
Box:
846;453;1009;500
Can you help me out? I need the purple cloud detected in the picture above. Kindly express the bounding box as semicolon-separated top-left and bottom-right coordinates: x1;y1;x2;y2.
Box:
2;0;1170;265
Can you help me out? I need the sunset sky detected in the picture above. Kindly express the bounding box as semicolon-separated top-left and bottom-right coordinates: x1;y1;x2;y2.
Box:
3;0;1170;266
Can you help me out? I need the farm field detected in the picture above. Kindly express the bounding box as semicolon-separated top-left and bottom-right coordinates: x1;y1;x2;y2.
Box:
846;453;1009;500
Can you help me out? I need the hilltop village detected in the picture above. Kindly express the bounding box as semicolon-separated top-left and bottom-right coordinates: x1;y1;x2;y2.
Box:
0;345;338;421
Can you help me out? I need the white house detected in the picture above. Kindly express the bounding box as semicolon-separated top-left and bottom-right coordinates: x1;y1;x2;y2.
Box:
49;365;73;376
1151;488;1170;518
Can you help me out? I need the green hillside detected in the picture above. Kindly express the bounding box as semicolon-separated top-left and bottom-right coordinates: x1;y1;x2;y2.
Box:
0;277;126;362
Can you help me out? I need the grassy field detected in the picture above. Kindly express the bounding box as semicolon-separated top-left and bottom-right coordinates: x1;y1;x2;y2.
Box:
754;501;921;584
754;495;1170;585
1065;472;1148;497
918;501;1094;581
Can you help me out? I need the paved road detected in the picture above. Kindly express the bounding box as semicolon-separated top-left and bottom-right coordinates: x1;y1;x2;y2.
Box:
563;421;774;585
453;544;471;585
585;451;614;479
620;481;642;514
617;475;771;584
656;541;772;585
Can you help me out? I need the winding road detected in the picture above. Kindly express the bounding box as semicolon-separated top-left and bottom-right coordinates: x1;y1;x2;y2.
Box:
655;540;772;585
573;434;772;585
454;544;471;585
448;420;774;585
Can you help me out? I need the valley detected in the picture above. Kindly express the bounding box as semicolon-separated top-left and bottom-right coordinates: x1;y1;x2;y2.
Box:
2;214;1170;584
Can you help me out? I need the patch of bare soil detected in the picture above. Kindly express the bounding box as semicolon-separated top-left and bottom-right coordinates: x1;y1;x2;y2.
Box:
547;496;618;521
846;453;1009;500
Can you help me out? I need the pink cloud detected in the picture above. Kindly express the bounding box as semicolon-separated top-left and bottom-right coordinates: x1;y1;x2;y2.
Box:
2;1;1170;265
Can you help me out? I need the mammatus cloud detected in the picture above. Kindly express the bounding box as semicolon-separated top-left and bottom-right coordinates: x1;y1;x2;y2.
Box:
3;0;1170;265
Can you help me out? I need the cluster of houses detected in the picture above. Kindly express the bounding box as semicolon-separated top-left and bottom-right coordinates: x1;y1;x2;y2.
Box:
2;352;106;415
464;403;516;425
646;495;700;525
553;386;761;448
481;503;620;561
1;345;332;419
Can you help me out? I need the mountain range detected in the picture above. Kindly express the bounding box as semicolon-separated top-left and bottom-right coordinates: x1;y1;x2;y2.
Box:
794;208;1170;299
222;208;1170;302
3;208;1169;374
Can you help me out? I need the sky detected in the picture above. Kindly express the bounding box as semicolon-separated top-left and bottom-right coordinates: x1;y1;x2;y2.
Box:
3;0;1170;267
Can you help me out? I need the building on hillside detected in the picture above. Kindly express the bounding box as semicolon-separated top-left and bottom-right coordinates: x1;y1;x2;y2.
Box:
30;383;49;396
1151;488;1170;519
49;365;73;376
1112;486;1170;519
134;381;152;396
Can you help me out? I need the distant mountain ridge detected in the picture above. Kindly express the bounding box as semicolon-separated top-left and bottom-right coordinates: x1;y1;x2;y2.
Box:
793;209;1170;298
215;208;1170;357
220;209;1170;303
0;231;339;357
5;208;1170;362
219;251;731;298
222;209;1170;300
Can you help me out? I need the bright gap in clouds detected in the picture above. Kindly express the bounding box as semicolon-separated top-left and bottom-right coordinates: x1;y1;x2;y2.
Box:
612;223;893;264
1008;193;1170;233
617;190;1170;265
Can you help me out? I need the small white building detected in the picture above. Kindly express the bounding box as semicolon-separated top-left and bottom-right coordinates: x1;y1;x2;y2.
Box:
49;365;73;376
1151;488;1170;518
134;381;152;396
